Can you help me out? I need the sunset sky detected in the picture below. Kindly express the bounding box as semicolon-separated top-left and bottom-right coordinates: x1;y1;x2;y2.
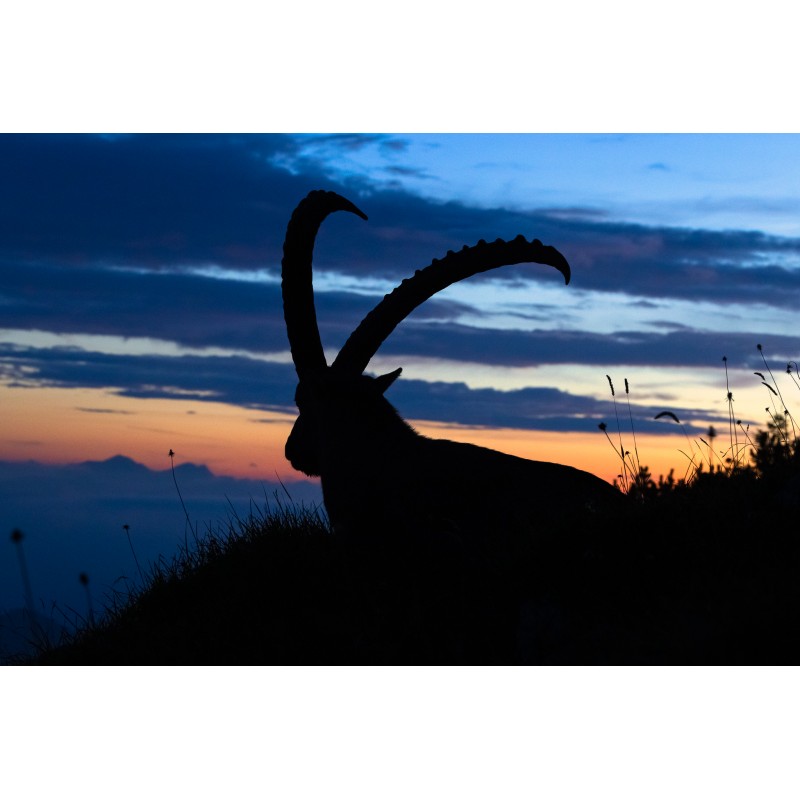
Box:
2;133;800;487
5;4;800;796
4;133;800;619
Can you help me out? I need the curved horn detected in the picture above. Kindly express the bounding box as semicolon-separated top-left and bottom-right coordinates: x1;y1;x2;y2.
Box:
332;235;571;375
281;190;367;377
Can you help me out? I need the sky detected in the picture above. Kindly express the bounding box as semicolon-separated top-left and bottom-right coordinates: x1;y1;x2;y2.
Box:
3;133;800;481
5;4;800;798
3;132;800;620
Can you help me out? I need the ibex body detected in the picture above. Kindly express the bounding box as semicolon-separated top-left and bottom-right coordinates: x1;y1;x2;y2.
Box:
282;190;622;557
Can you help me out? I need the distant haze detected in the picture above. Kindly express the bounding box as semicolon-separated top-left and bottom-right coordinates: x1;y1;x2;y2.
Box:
0;456;322;618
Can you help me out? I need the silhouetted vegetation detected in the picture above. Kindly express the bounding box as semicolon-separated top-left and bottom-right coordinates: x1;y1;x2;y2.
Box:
20;420;799;665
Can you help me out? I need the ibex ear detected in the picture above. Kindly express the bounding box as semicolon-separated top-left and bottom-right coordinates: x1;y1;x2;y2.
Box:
375;367;402;394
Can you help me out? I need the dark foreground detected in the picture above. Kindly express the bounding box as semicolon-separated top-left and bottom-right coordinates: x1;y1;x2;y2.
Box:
24;467;800;665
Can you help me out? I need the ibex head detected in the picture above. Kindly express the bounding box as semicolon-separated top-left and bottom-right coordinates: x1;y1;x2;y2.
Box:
281;189;571;479
286;367;405;477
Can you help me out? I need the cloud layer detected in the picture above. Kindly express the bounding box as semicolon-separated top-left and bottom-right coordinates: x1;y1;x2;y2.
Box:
2;133;799;436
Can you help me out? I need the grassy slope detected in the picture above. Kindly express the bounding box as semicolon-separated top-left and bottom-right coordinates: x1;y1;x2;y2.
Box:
27;465;800;665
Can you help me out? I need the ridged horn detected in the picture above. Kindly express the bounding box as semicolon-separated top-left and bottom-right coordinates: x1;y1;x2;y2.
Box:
281;190;367;377
332;235;571;375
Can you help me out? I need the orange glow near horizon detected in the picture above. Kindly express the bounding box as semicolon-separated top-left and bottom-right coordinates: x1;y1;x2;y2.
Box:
0;383;297;480
1;382;704;488
412;420;698;486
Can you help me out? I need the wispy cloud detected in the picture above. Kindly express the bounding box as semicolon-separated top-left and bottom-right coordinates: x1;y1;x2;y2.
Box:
2;134;799;439
3;134;799;302
0;339;746;434
76;407;135;415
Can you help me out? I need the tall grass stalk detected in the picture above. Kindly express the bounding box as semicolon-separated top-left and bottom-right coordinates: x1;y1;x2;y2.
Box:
758;344;789;417
786;362;800;393
10;529;48;649
624;378;642;480
11;529;35;618
169;448;197;546
699;426;727;471
79;572;95;627
123;524;145;584
604;375;633;492
757;344;798;445
722;356;741;471
654;411;701;482
600;376;650;496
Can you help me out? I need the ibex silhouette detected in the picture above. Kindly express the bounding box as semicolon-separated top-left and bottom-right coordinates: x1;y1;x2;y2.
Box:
281;190;622;558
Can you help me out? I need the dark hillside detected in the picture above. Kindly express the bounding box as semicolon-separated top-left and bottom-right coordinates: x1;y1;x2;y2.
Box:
27;462;800;665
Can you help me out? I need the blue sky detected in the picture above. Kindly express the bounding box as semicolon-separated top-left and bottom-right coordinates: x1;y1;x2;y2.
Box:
3;133;800;624
285;133;800;235
2;133;799;453
5;4;800;795
1;124;796;794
